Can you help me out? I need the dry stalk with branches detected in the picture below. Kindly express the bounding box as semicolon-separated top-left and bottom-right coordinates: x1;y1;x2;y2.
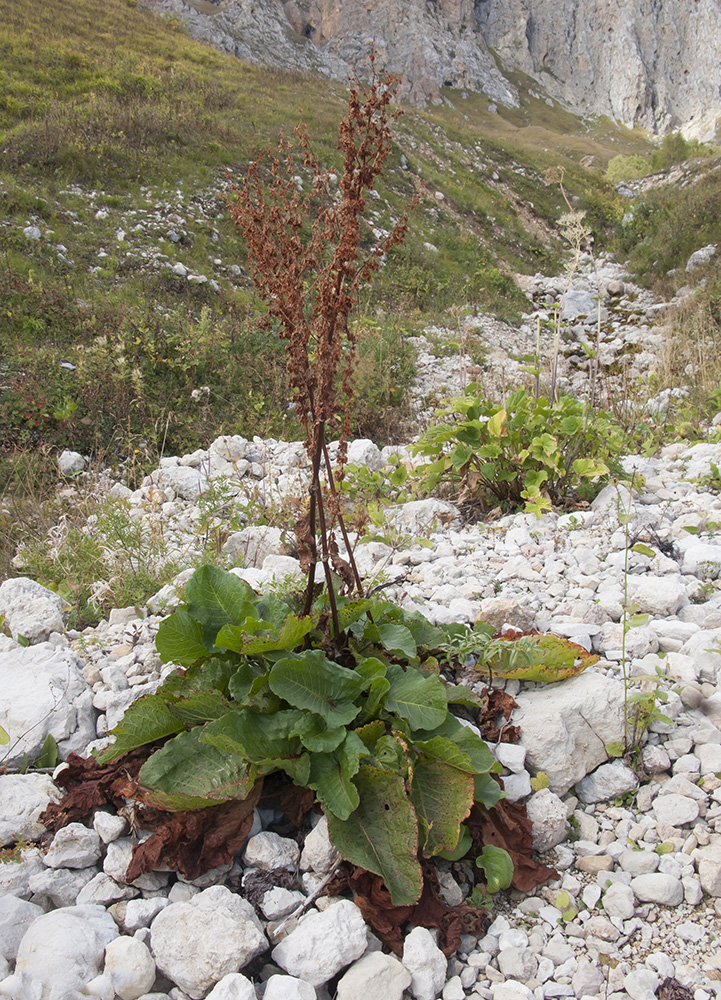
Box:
225;70;410;637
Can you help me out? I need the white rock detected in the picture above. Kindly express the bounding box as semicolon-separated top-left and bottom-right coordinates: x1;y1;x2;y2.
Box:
28;865;98;908
627;575;688;616
572;958;605;997
346;438;384;471
651;793;699;827
244;831;300;870
387;498;460;535
0;895;44;960
0;642;95;768
93;811;128;844
526;788;569;852
260;887;305;920
682;542;721;579
0;773;61;844
224;526;283;566
0;577;66;644
686;244;717;271
336;952;411;1000
154;465;208;501
402;926;448;1000
624;968;659;1000
514;672;625;795
695;742;721;774
58;449;85;475
262;554;304;585
23;225;41;240
503;770;532;800
86;935;156;1000
698;858;721;896
76;872;139;906
490;981;535;1000
442;976;465;1000
0;847;44;899
576;760;638;803
494;743;527;773
0;904;118;1000
498;947;538;981
619;850;659;876
263;975;316;1000
43;822;102;868
300;815;339;873
119;898;169;931
205;974;258;1000
602;882;635;919
630;873;684;905
150;886;267;998
271;900;367;987
645;952;675;979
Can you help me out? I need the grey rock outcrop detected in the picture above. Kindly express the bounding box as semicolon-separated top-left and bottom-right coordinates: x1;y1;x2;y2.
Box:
138;0;721;131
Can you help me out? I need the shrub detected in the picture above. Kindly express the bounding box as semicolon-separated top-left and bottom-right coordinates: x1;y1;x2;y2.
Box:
605;154;651;183
413;387;625;513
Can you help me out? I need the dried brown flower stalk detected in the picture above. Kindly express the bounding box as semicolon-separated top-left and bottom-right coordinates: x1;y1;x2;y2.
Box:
226;68;410;636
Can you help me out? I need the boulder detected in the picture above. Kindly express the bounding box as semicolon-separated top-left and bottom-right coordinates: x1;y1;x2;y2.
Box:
271;900;367;987
336;952;411;1000
224;525;284;566
576;760;638;803
0;642;95;770
0;577;65;644
86;936;156;1000
525;788;569;852
386;499;460;535
402;926;448;1000
149;885;267;998
155;465;208;500
0;904;118;1000
625;575;688;616
0;895;44;961
514;672;625;795
57;450;85;475
0;774;62;845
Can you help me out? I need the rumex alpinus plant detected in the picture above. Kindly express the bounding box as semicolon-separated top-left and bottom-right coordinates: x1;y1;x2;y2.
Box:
61;74;557;914
225;66;409;638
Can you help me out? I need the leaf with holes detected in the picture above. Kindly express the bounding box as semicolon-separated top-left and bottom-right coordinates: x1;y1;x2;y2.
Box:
410;755;474;857
326;763;423;905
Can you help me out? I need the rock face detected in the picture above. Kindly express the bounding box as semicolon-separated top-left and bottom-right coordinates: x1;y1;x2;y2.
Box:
138;0;721;131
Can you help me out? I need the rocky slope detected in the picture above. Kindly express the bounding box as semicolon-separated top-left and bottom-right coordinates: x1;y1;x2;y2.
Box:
139;0;721;134
2;253;721;998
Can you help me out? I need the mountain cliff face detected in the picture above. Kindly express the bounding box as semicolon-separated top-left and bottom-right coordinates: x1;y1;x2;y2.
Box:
139;0;721;134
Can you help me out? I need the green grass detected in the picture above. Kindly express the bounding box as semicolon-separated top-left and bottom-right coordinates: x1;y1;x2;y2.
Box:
0;0;675;575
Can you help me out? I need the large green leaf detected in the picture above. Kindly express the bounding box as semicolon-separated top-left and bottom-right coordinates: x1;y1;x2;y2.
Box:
201;708;303;762
378;623;417;658
291;714;347;753
156;608;209;666
482;633;599;682
139;727;256;810
355;657;390;720
474;772;504;808
228;660;268;704
165;690;232;728
269;651;364;727
412;735;476;773
414;714;495;774
384;663;448;731
411;756;474;857
184;566;260;647
216;614;314;654
159;657;237;698
326;764;423;905
307;733;366;820
95;694;185;764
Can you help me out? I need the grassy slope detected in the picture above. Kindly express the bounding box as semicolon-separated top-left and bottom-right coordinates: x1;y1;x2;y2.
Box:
0;0;658;471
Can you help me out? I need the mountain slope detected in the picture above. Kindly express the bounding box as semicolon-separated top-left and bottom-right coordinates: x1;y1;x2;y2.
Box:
138;0;721;136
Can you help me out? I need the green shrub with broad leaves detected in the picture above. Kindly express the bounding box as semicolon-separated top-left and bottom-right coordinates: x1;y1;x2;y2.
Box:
97;565;511;906
413;387;624;514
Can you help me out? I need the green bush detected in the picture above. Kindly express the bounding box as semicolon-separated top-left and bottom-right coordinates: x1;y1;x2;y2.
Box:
97;565;507;905
413;387;625;513
605;154;651;183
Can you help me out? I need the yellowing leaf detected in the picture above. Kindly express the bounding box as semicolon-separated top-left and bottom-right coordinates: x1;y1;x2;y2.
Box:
480;633;598;683
487;408;507;438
